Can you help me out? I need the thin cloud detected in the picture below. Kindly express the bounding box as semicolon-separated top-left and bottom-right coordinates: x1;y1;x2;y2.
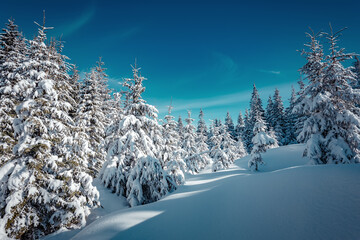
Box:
154;82;295;114
259;69;281;75
56;6;96;38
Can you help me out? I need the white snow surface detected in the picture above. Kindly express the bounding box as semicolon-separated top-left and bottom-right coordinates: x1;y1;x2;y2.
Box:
44;144;360;240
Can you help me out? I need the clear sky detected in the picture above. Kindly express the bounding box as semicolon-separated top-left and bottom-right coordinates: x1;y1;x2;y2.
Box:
1;0;360;124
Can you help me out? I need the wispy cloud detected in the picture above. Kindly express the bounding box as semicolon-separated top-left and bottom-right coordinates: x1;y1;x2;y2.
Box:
56;5;96;38
259;69;281;75
154;82;295;114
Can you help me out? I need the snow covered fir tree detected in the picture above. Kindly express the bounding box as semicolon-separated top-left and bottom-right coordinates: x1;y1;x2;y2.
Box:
0;9;359;240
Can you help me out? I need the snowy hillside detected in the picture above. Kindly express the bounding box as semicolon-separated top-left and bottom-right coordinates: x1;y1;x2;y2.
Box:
46;144;360;240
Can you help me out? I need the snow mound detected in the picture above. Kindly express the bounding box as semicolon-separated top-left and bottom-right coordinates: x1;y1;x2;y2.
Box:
50;144;360;240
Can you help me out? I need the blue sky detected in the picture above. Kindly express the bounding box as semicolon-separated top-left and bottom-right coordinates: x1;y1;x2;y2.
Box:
1;0;360;124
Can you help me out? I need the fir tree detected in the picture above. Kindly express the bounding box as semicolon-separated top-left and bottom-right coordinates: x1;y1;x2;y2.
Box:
294;27;360;164
283;86;298;145
162;103;185;185
243;109;252;153
1;18;99;239
248;116;277;171
224;111;235;139
235;111;245;141
210;121;228;172
248;84;265;151
0;19;28;166
196;109;211;166
271;88;286;145
182;110;206;174
76;67;107;176
100;62;175;207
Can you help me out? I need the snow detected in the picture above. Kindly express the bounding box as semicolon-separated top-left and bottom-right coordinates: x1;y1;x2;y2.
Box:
45;144;360;240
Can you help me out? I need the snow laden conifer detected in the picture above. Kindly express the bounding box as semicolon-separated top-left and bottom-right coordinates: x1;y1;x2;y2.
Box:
221;123;238;163
181;110;206;174
351;56;360;89
0;19;99;239
196;109;211;165
248;116;277;171
271;88;286;145
162;103;186;185
210;121;228;172
243;109;252;153
100;62;175;207
225;111;235;139
0;19;28;166
76;60;110;176
177;115;184;144
235;111;245;141
283;86;298;145
265;95;273;128
247;84;265;151
295;27;360;164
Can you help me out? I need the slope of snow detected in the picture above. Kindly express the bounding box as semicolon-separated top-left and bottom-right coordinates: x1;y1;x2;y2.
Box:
69;144;360;240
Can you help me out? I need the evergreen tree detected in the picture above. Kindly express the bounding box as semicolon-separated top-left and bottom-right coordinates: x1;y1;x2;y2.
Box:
351;56;360;89
0;19;28;166
221;123;238;163
265;95;273;128
248;116;277;171
294;27;360;164
235;111;245;141
224;111;235;139
162;103;185;185
271;88;286;145
196;109;211;166
177;115;184;143
1;19;99;239
182;110;206;174
100;63;175;207
243;109;252;153
248;84;265;151
283;86;298;145
76;67;107;176
210;121;228;172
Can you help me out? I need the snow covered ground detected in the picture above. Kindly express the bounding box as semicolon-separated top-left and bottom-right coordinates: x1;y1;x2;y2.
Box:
46;144;360;240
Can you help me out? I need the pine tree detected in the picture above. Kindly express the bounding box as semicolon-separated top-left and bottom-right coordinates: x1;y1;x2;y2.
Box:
224;111;235;139
351;56;360;89
243;109;252;153
265;95;273;128
0;19;28;166
196;109;211;166
1;19;99;239
76;67;107;176
210;121;228;172
271;88;285;145
162;103;185;185
221;123;238;163
100;62;175;207
177;115;184;143
182;110;206;174
283;86;298;145
235;111;245;141
294;78;307;141
294;27;360;164
248;84;265;151
248;115;277;171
